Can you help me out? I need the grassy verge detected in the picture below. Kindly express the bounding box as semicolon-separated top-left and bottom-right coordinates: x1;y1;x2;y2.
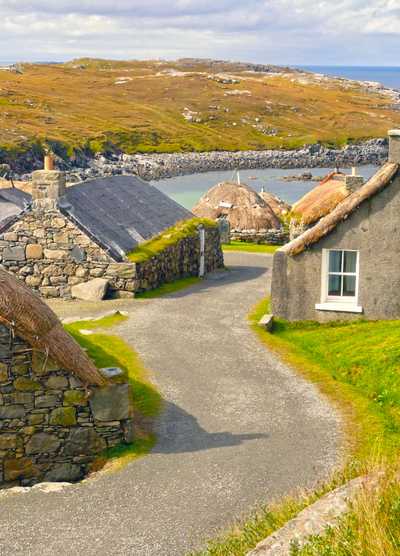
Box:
194;299;400;555
65;312;162;468
128;218;216;263
222;242;279;254
135;276;201;298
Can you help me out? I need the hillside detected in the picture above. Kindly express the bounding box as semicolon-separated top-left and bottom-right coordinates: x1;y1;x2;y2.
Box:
0;58;400;164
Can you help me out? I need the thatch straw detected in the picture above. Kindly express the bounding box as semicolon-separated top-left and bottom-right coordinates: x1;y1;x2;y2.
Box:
259;190;291;217
0;268;106;386
291;172;349;226
282;162;399;257
192;181;281;231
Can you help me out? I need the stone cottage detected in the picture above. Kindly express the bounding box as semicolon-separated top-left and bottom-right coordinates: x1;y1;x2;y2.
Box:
289;169;364;240
0;164;222;298
272;130;400;322
0;267;133;487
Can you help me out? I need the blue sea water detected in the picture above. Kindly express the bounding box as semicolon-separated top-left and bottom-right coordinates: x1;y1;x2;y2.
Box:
298;66;400;90
154;165;377;210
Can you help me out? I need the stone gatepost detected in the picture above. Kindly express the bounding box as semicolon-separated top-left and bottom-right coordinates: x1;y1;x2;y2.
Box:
217;217;231;244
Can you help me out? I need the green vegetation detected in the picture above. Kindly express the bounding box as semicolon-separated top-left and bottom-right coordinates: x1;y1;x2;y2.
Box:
195;300;400;555
65;312;162;466
128;218;215;263
1;59;400;160
136;276;201;298
222;241;279;254
192;479;343;556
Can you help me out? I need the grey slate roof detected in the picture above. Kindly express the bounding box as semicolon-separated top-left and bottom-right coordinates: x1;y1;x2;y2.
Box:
0;188;30;230
58;175;193;261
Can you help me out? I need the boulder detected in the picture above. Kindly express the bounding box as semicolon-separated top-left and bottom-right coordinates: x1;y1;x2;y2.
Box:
71;278;109;301
89;383;131;421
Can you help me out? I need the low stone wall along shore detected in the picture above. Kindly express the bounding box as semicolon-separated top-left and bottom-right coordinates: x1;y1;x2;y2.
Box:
62;139;389;183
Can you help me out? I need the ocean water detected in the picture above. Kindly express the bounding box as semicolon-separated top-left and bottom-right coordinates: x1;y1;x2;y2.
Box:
154;165;377;210
299;66;400;89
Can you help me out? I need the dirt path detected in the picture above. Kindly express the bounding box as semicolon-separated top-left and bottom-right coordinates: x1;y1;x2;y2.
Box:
0;252;341;556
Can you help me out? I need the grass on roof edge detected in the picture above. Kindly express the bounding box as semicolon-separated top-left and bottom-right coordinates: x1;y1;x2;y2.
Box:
193;299;400;555
64;313;162;470
127;218;217;263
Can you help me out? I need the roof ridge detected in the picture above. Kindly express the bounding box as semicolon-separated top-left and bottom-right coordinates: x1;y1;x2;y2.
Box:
281;162;399;256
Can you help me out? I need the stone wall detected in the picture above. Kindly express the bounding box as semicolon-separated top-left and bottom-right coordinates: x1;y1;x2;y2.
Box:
133;226;223;292
230;228;289;245
0;210;223;298
0;208;137;298
0;323;133;487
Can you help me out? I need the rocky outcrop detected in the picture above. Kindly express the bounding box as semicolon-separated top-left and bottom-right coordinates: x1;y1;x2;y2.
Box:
9;139;388;183
57;139;388;184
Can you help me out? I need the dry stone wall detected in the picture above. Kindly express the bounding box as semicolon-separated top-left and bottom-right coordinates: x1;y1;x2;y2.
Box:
133;226;223;292
0;323;133;487
0;215;223;298
230;228;289;245
0;208;136;298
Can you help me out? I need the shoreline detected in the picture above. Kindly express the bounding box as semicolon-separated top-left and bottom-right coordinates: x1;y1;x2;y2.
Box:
65;138;388;183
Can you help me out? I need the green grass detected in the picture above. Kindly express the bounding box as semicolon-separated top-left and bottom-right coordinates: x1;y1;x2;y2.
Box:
128;218;216;263
222;241;279;254
65;313;162;466
136;276;201;298
194;299;400;555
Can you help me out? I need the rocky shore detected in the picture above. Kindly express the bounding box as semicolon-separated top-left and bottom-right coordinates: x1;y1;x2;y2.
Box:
62;138;388;183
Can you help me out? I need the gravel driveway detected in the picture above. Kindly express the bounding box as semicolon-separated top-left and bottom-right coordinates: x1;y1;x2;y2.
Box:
0;252;341;556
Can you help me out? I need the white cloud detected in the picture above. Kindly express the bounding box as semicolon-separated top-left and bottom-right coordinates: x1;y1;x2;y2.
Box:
0;0;398;64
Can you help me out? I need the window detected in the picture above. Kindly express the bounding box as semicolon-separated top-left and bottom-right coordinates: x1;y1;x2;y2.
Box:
327;250;357;298
316;249;363;313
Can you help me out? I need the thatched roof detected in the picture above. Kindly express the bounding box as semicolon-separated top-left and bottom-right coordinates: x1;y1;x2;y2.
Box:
259;190;291;218
0;269;106;386
291;172;350;226
281;162;399;257
192;181;281;231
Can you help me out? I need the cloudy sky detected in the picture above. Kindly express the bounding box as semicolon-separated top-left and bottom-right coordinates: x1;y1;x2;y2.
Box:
0;0;399;65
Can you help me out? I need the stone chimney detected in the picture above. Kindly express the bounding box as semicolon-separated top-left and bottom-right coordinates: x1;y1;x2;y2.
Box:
389;129;400;164
31;155;65;210
345;167;364;192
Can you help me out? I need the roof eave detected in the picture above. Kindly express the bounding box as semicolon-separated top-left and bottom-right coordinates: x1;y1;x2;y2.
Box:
280;162;400;257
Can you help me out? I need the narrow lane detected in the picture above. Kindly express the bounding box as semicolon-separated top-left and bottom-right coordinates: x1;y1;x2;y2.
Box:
0;252;341;556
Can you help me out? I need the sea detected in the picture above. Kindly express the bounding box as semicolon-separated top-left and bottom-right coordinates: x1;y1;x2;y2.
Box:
153;165;377;210
298;66;400;89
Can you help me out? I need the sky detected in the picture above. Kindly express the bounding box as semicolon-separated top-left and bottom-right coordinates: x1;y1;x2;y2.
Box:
0;0;399;66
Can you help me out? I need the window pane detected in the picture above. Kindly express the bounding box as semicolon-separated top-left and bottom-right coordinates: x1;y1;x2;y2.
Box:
343;275;356;296
329;250;342;273
344;251;357;273
328;274;342;296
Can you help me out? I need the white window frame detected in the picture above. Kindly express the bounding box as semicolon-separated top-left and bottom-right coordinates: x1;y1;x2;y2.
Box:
315;249;363;313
